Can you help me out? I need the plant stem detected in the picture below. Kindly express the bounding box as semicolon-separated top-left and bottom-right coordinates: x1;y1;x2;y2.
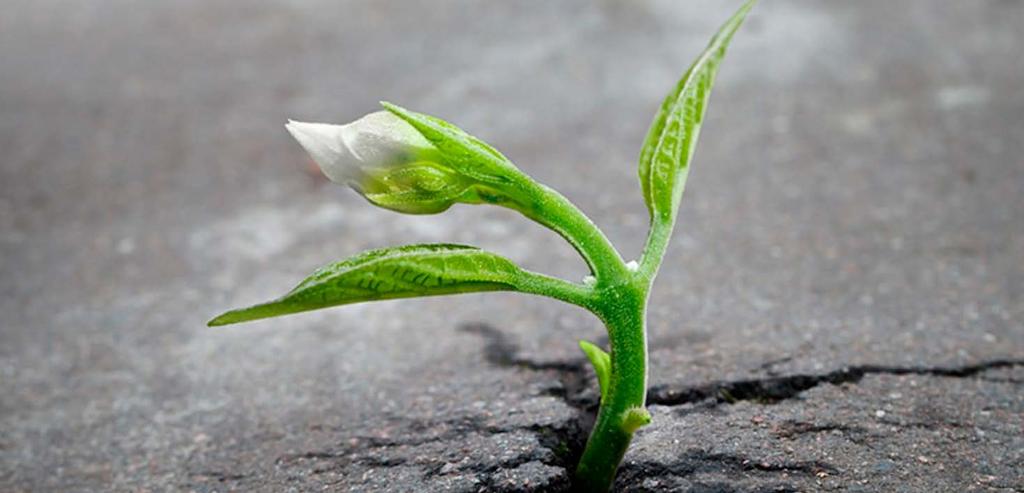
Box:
514;269;597;307
507;167;656;491
518;181;629;280
575;279;649;492
639;214;676;280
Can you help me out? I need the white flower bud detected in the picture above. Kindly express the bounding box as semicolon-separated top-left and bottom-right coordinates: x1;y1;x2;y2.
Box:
285;108;536;215
288;112;489;214
285;111;435;188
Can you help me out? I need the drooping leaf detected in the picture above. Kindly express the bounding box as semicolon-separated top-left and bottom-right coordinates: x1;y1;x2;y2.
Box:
579;340;611;402
208;244;525;326
638;0;756;221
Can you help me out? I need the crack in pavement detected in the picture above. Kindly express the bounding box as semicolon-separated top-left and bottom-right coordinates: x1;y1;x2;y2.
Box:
279;416;559;463
614;450;834;493
281;450;408;471
462;324;1023;490
459;322;599;452
771;420;867;440
646;359;1024;407
459;323;591;375
277;413;577;490
273;324;596;490
273;324;1021;491
190;470;248;482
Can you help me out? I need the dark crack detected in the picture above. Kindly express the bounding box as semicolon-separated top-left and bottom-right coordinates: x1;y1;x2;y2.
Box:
276;324;1022;491
771;420;867;440
278;450;408;473
647;359;1024;407
873;417;1007;435
190;470;247;482
458;323;597;409
755;356;795;376
279;414;565;473
258;325;596;489
614;450;834;492
473;465;574;493
460;322;600;491
462;326;1022;491
978;376;1024;384
426;452;554;478
683;484;801;493
460;323;591;374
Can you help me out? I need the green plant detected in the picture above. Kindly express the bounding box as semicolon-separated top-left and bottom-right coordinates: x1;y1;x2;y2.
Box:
210;2;756;490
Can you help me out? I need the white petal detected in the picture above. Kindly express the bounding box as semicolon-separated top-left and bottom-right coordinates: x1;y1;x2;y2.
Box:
286;112;435;187
285;120;361;184
340;111;433;167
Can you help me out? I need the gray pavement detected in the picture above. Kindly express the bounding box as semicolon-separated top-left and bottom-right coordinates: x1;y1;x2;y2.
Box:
1;1;1022;491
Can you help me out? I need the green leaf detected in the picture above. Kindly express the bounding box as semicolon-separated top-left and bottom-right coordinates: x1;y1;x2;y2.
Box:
579;340;611;402
208;244;525;326
638;0;756;221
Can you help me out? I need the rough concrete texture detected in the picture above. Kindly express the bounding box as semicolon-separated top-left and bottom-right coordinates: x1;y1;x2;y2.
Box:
1;0;1022;491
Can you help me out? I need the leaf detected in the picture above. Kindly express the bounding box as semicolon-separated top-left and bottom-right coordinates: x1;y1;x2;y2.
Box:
579;340;611;402
638;0;756;221
208;244;524;326
381;102;528;188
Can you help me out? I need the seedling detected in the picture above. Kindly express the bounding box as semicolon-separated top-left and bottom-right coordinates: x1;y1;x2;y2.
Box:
210;2;756;490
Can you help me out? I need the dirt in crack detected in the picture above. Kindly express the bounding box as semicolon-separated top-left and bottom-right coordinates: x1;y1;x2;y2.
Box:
616;450;837;493
274;323;600;492
647;359;1024;408
462;325;1022;491
459;322;600;489
274;322;1022;492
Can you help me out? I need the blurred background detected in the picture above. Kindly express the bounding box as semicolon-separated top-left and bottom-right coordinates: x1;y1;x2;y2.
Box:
2;1;1022;491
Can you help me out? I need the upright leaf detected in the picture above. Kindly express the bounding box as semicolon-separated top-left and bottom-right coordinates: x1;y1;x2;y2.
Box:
208;244;525;326
638;0;756;221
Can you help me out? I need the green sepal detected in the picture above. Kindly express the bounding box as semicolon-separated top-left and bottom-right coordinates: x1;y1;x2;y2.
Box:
208;244;525;326
638;0;756;221
381;102;529;189
579;340;612;403
360;161;477;214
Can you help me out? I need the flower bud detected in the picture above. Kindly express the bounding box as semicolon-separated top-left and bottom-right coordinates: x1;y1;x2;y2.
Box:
286;112;474;214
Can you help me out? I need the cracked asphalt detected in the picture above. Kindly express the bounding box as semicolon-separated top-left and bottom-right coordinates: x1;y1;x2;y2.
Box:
1;1;1022;491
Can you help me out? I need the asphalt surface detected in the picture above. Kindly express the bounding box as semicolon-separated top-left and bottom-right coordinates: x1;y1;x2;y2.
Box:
1;1;1022;491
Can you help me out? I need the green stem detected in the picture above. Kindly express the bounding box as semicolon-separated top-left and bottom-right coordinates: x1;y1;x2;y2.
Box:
514;269;596;308
575;280;649;492
502;168;657;492
639;215;674;280
518;181;629;280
